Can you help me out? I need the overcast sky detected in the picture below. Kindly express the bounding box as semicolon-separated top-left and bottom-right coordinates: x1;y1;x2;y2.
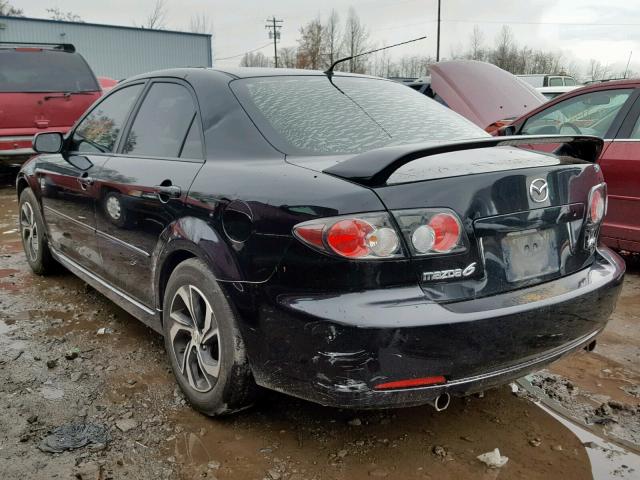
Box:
16;0;640;75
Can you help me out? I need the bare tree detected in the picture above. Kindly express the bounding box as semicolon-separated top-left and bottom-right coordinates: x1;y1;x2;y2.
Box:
144;0;167;29
588;59;610;82
297;18;325;70
0;0;22;16
468;25;485;61
189;13;213;34
46;7;83;22
342;8;370;73
323;9;341;69
240;51;272;68
491;25;517;71
277;47;298;68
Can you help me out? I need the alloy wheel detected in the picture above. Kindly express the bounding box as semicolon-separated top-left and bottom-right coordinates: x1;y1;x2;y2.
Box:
20;202;39;262
168;284;221;393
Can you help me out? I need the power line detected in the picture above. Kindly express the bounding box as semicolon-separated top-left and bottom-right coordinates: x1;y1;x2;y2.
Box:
216;43;272;61
443;19;640;26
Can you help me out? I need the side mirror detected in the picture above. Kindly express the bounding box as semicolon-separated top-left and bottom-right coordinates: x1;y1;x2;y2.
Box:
33;132;64;154
67;155;94;171
498;124;517;136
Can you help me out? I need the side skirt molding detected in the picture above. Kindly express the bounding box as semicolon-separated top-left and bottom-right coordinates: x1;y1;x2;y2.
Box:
50;247;163;334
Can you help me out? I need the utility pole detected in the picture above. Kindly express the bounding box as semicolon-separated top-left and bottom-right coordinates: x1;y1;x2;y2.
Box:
436;0;441;62
265;17;283;68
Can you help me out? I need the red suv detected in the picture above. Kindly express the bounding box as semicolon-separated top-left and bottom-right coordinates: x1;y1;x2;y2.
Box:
0;43;101;168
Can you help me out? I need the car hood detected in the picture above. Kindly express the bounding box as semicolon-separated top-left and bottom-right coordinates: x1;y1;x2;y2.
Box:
430;60;546;129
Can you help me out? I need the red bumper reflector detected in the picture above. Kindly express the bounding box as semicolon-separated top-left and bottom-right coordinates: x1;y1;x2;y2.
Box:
374;375;447;390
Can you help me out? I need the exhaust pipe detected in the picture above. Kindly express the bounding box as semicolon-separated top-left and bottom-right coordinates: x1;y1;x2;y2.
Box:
430;392;451;412
584;340;597;352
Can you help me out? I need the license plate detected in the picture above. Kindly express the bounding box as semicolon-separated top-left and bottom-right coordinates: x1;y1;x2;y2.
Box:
501;229;559;282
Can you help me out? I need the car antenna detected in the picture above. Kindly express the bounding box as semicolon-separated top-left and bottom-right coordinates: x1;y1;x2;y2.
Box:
324;36;427;78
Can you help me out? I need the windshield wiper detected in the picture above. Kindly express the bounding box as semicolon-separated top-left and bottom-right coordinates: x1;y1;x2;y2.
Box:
44;91;95;100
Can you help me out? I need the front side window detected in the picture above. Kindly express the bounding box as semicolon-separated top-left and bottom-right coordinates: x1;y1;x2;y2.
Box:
521;89;632;137
71;84;143;153
122;83;197;158
231;76;486;156
564;78;577;86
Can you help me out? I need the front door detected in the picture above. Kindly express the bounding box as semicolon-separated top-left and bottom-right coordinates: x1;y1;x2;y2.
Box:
94;80;205;307
39;84;144;271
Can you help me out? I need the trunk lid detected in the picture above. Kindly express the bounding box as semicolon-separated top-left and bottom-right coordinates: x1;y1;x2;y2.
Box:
289;138;604;300
374;147;602;300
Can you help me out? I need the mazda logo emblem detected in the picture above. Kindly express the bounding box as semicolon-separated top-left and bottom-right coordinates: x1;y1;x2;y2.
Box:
529;178;549;203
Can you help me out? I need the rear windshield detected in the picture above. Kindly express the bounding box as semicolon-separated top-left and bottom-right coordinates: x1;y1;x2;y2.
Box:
231;76;487;156
0;50;99;93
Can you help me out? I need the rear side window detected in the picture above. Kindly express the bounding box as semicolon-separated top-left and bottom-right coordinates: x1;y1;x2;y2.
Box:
0;50;99;93
548;77;564;87
122;83;197;158
72;84;143;153
179;116;204;159
521;89;632;138
232;76;486;156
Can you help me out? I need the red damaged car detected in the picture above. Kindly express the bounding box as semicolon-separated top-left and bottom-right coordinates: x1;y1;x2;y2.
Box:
0;43;101;168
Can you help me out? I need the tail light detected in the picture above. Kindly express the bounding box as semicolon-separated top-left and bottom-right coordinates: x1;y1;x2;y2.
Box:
293;213;402;259
393;208;467;256
587;183;607;224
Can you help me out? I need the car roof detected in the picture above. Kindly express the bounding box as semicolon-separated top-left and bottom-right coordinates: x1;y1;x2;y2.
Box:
574;78;640;90
124;67;383;83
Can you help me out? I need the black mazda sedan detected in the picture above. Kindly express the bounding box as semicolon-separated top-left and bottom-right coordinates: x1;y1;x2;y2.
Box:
16;68;624;415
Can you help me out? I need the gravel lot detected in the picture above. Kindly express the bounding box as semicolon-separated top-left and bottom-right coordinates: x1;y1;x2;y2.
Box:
0;182;638;480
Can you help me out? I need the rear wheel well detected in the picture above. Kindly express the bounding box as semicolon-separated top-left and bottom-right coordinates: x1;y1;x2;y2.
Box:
158;250;197;317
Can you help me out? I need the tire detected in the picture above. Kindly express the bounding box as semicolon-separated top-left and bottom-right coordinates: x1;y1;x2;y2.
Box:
162;258;257;416
103;191;131;229
18;188;57;275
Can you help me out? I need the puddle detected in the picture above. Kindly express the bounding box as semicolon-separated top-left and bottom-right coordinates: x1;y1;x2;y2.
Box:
539;404;640;479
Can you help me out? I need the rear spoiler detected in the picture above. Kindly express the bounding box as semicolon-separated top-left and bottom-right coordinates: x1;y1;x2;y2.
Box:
323;135;603;187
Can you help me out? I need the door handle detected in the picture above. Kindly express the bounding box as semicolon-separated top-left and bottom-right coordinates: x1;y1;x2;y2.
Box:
77;176;94;190
155;184;181;200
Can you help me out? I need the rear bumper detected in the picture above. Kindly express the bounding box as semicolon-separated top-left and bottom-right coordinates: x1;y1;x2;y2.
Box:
0;136;35;166
246;247;624;408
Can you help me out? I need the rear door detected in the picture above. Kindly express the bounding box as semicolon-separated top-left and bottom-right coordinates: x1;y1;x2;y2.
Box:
598;91;640;251
94;80;205;307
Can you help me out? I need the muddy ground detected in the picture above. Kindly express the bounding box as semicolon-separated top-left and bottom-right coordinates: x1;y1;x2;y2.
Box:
0;181;638;480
